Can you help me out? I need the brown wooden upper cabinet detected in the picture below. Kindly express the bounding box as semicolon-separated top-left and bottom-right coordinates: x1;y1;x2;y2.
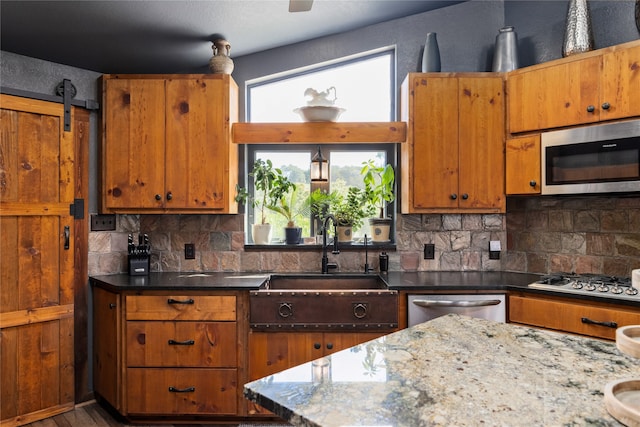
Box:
505;134;541;195
400;73;506;213
101;74;239;213
507;40;640;134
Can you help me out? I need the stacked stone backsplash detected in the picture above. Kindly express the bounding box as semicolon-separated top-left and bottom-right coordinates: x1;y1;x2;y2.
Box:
88;194;640;277
504;195;640;277
88;212;506;276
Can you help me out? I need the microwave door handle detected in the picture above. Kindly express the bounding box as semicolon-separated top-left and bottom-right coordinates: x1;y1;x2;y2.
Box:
412;299;502;308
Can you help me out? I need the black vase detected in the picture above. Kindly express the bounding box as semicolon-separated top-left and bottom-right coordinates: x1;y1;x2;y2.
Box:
284;227;302;245
421;32;441;72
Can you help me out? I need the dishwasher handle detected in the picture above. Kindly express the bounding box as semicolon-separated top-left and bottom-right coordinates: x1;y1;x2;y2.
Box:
412;299;502;308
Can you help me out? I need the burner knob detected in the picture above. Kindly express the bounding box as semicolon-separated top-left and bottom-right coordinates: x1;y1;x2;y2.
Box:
597;283;609;292
625;287;639;296
610;286;623;295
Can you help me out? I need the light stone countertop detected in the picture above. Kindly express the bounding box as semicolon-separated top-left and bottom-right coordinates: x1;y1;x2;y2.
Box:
244;314;639;426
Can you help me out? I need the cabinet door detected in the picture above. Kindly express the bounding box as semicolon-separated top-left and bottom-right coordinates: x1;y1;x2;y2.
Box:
248;332;324;381
323;332;387;355
508;57;601;133
600;43;640;121
126;321;237;367
102;78;166;210
458;77;505;210
165;78;226;210
93;288;121;410
509;294;640;340
506;135;541;195
410;76;459;210
127;368;237;415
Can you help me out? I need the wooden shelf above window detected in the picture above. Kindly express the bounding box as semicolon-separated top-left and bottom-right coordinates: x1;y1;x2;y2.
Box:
232;122;406;144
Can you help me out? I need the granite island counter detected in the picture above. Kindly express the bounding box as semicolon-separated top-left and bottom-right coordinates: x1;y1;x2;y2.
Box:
244;314;639;426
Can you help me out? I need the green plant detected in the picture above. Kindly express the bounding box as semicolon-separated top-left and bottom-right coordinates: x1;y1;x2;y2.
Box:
331;187;375;230
235;159;294;225
307;188;340;231
267;182;306;228
361;160;395;218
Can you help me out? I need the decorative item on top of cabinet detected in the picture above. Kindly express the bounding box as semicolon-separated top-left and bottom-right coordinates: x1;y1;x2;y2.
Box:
421;32;441;72
209;38;234;74
101;74;239;214
562;0;594;57
492;26;519;72
505;135;541;195
400;73;505;214
507;40;640;134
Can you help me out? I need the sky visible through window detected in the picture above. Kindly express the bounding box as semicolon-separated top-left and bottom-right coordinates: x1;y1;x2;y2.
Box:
250;53;392;122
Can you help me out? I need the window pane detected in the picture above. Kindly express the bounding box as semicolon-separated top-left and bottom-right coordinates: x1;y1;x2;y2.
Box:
249;51;393;122
253;150;312;241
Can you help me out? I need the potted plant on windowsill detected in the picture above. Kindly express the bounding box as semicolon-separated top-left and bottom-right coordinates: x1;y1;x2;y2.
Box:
308;188;340;242
331;186;375;242
361;161;395;242
267;182;307;245
235;159;292;245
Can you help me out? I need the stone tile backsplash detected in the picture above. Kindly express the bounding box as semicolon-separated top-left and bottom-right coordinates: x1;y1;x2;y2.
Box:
87;195;640;277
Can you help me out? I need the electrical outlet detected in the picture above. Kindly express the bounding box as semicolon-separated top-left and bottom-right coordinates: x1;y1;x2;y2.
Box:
423;243;435;260
184;243;196;259
91;214;116;231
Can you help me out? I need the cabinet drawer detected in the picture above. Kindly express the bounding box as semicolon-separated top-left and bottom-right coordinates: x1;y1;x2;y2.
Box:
509;295;640;340
127;321;237;367
127;368;237;415
126;295;236;321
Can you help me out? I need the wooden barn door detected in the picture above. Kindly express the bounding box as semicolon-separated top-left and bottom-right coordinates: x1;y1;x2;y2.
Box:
0;94;82;425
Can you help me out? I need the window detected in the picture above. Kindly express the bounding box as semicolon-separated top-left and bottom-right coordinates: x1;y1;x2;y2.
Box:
243;48;396;245
248;47;395;122
245;144;395;242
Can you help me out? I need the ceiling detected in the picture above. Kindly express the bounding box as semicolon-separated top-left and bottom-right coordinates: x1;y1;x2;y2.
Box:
0;0;464;74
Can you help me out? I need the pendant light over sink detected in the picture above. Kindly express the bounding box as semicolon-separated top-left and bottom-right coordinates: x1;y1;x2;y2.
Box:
311;146;329;182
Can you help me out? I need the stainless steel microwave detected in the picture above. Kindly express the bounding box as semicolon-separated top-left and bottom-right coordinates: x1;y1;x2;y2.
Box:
541;120;640;195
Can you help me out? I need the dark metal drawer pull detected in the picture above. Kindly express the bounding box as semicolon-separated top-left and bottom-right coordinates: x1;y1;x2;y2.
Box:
412;299;501;308
581;317;618;329
168;386;195;393
168;339;195;345
167;298;194;305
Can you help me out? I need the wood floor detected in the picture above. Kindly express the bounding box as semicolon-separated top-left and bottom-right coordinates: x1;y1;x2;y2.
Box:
21;401;291;427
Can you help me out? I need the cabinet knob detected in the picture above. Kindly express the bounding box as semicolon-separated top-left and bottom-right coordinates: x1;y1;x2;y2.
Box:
314;343;321;350
155;194;162;201
461;193;469;200
166;192;173;201
326;343;334;350
601;102;610;110
529;180;537;188
109;303;116;309
450;193;457;200
586;105;595;113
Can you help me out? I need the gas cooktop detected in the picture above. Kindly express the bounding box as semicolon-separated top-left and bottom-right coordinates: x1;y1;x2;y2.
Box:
528;273;639;303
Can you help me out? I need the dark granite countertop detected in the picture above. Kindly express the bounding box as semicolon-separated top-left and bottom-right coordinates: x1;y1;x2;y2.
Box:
89;271;639;307
244;314;639;427
89;272;269;291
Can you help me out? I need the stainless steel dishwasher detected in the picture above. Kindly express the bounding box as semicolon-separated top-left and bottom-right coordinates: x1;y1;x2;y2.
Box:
408;294;506;326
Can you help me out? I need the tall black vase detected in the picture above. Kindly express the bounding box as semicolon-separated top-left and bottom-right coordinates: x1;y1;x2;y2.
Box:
421;32;441;72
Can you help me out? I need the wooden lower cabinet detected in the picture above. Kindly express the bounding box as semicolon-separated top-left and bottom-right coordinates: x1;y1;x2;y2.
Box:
509;292;640;340
92;288;247;421
247;331;388;416
126;368;237;415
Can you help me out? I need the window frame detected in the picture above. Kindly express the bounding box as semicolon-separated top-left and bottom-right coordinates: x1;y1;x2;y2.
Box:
244;143;397;245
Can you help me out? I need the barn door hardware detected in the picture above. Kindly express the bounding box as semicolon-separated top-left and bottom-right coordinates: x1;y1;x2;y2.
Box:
69;198;85;219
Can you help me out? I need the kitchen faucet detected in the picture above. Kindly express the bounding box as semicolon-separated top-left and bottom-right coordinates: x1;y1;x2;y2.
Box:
321;214;340;274
363;234;372;273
